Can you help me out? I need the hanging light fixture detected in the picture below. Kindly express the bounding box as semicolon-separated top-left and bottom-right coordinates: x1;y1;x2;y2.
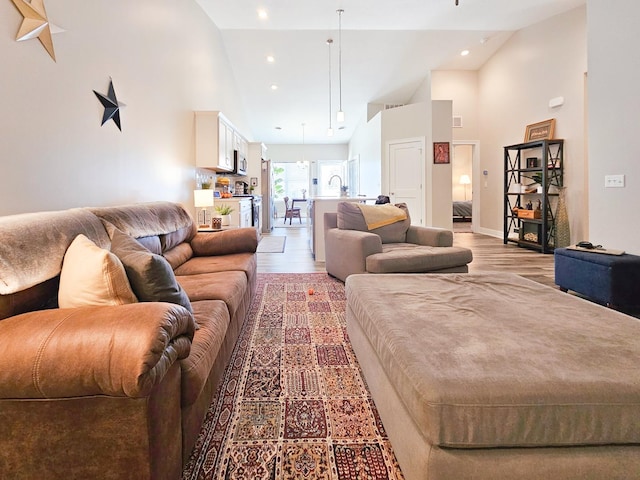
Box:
336;9;345;123
326;38;334;137
297;123;306;167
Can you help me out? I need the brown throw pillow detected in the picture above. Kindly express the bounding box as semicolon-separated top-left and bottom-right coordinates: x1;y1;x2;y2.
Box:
110;229;193;314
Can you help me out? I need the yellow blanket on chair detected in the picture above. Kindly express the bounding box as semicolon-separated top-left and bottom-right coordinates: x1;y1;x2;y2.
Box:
356;204;407;230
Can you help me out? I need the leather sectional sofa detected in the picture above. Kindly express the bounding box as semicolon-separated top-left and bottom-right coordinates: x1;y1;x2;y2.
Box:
0;201;258;479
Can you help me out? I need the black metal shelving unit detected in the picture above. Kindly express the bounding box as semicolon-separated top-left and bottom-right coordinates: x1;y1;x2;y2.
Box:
504;139;564;253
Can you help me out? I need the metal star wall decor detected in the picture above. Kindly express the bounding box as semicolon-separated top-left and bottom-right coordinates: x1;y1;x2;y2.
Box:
10;0;57;61
93;78;125;131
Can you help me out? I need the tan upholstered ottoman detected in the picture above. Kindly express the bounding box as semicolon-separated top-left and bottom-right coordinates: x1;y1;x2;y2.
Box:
346;273;640;480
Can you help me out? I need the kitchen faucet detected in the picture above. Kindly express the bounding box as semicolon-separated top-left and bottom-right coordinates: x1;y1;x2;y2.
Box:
329;175;343;194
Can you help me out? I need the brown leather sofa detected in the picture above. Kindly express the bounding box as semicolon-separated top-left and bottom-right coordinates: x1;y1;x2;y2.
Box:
0;201;258;479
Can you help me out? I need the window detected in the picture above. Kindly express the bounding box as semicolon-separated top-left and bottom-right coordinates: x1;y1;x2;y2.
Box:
273;162;309;217
273;162;309;200
317;160;345;197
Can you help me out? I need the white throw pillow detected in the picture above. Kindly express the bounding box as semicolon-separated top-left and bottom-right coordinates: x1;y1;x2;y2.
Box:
58;234;138;308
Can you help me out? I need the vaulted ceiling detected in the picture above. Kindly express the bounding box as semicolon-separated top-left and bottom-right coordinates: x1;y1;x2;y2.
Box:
195;0;585;144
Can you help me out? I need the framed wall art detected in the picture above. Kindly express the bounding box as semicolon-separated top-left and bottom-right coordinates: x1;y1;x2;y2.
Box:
433;142;450;164
524;119;555;142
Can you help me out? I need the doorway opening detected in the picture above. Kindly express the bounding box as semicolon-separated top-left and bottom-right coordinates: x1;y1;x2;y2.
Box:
452;141;480;233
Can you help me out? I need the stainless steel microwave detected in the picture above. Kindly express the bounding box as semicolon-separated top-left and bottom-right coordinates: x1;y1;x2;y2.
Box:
233;150;247;176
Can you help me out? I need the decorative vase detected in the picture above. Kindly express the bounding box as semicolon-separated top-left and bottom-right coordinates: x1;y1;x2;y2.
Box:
221;214;231;226
555;187;570;247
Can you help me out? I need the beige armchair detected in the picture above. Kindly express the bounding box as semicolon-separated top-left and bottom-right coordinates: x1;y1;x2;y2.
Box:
324;202;472;282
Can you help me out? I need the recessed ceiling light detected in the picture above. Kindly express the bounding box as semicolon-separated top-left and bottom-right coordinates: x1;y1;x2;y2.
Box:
266;55;275;63
461;49;470;56
270;84;278;90
257;9;268;20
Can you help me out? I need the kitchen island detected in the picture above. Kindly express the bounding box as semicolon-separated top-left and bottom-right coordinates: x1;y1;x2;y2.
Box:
308;196;378;262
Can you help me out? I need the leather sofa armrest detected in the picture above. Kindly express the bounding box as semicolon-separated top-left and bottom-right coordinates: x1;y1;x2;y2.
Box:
191;228;258;256
325;227;383;282
0;303;194;399
406;226;453;247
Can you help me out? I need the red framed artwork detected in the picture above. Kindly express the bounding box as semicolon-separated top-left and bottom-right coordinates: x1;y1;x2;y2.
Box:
433;142;450;164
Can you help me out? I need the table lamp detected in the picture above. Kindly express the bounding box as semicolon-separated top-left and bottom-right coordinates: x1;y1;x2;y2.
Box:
459;174;471;201
194;189;214;227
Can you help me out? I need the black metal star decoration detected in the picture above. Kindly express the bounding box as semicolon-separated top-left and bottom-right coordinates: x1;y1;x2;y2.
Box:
93;78;124;131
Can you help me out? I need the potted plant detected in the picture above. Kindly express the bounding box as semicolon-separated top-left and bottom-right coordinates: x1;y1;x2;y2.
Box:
215;204;234;226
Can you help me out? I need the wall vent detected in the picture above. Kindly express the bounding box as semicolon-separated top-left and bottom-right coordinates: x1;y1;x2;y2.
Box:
453;115;463;128
384;103;405;110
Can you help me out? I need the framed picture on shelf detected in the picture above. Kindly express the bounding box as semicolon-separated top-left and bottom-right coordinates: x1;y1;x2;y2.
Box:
524;119;555;142
433;142;450;164
526;157;539;168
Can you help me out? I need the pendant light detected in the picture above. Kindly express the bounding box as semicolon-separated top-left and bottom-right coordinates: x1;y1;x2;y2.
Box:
326;38;334;137
336;9;345;123
298;123;306;166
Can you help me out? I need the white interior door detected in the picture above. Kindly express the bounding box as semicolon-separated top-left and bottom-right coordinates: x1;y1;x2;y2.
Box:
388;140;424;225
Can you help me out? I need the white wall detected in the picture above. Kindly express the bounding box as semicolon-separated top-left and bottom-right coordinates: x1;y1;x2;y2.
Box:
409;73;432;104
0;0;248;216
265;144;348;164
587;0;640;253
477;6;587;239
348;113;382;198
432;71;480;142
430;100;454;230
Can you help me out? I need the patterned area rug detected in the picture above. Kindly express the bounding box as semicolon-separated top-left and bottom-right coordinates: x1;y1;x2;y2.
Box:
182;273;404;480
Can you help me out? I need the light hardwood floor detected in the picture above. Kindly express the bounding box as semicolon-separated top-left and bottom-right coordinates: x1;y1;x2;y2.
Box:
257;221;557;287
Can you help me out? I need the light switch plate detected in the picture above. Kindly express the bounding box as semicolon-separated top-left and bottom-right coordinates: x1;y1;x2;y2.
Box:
605;174;625;188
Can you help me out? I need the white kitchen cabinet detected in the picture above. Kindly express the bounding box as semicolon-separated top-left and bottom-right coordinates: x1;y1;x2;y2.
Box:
239;199;252;228
234;132;248;159
220;118;234;171
216;198;252;228
195;111;234;172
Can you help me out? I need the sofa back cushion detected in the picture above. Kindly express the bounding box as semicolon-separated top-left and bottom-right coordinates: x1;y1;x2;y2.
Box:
91;201;196;269
337;202;411;243
90;202;196;251
163;243;194;271
0;208;110;297
0;278;59;321
136;235;163;255
110;229;193;313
